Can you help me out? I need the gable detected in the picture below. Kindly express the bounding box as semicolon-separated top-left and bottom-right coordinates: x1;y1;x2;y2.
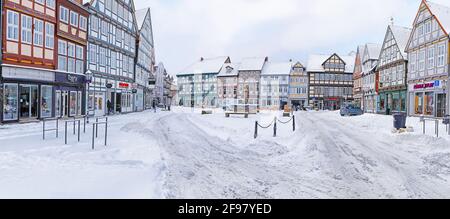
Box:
322;54;346;72
406;1;449;51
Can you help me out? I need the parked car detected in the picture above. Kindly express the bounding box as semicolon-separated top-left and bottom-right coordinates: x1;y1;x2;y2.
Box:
340;104;363;116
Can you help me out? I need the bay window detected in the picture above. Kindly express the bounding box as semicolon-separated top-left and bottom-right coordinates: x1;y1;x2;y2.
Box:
60;6;69;23
21;15;32;44
7;10;19;41
45;23;54;49
34;19;44;46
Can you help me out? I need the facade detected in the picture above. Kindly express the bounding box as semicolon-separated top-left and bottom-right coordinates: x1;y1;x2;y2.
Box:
55;0;89;118
377;25;411;115
260;61;292;110
236;57;268;112
177;57;230;108
163;74;173;107
288;61;308;109
307;54;355;110
406;0;449;118
361;43;382;113
154;62;165;105
84;0;138;116
135;8;155;112
2;0;62;122
217;62;240;111
353;45;365;108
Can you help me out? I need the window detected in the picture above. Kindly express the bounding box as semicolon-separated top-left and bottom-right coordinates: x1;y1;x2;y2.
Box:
425;21;431;34
45;23;54;49
58;56;67;71
34;19;44;46
70;11;79;27
68;43;75;57
89;44;96;63
58;40;67;55
35;0;44;4
437;44;446;67
46;0;56;9
60;7;69;23
428;47;435;69
76;45;83;60
418;50;425;71
99;47;106;66
410;53;417;72
76;60;83;74
68;58;75;73
7;10;19;41
79;16;87;31
21;15;32;44
91;16;98;32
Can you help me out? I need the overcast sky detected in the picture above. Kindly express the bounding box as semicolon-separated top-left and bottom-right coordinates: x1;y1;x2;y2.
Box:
134;0;449;76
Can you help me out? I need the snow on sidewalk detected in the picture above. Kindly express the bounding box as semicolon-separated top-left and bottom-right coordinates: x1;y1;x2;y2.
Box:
1;108;450;198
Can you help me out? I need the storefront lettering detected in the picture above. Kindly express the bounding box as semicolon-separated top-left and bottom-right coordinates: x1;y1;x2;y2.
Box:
67;75;79;83
119;83;129;88
414;82;436;90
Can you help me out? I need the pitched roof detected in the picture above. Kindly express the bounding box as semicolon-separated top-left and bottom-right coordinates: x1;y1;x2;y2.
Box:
239;57;268;71
218;63;240;77
307;54;355;73
135;8;150;30
177;57;229;76
389;25;412;58
426;1;450;34
261;62;293;76
365;43;382;60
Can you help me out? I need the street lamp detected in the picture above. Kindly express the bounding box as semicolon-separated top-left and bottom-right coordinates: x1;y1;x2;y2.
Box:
85;70;93;117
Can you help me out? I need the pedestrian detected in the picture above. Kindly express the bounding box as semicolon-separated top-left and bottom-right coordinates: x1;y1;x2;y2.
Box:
107;100;112;115
152;99;157;113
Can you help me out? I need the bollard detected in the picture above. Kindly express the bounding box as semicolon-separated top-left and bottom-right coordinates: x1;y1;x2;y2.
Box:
435;120;439;138
83;116;86;133
56;119;59;138
423;120;426;135
92;123;95;150
73;118;76;135
43;119;46;140
65;121;68;145
96;118;99;138
254;121;258;139
273;117;277;137
105;118;108;146
293;115;296;132
78;120;81;142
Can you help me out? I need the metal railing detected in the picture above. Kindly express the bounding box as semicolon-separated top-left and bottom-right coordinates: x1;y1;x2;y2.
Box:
254;115;295;139
43;118;59;140
64;119;82;144
420;115;450;138
92;117;108;150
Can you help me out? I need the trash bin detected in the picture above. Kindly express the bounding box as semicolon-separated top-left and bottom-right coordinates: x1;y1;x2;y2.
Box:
393;113;407;130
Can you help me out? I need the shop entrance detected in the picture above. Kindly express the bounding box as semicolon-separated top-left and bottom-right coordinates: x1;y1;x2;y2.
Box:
19;85;38;119
437;93;446;118
116;93;122;113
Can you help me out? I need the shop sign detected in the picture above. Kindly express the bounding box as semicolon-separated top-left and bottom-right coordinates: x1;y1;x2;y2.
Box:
119;82;129;88
106;83;113;89
413;80;442;90
132;89;138;94
55;73;84;84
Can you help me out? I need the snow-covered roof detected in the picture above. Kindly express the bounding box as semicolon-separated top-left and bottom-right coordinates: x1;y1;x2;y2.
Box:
239;57;268;71
135;8;150;30
217;63;241;77
177;57;229;76
365;43;382;60
390;25;412;58
261;62;293;76
307;54;355;73
426;1;450;34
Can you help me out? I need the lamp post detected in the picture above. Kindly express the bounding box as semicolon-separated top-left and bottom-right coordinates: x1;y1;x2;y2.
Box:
85;70;92;117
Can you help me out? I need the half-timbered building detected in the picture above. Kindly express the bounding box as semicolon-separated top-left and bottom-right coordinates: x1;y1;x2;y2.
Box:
361;43;382;113
236;57;268;113
406;0;450;118
307;54;355;110
217;62;240;111
377;25;411;115
289;61;308;110
1;0;58;122
84;0;138;116
353;45;365;109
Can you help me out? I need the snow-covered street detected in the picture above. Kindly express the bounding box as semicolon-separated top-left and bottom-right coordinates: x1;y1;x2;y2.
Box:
1;108;450;198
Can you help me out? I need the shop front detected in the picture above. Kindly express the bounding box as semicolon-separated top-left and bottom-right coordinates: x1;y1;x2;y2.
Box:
134;86;145;112
54;73;85;118
408;80;447;118
1;66;55;123
378;90;407;115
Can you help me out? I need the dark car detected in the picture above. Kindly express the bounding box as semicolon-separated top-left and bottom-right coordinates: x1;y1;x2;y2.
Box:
340;104;363;116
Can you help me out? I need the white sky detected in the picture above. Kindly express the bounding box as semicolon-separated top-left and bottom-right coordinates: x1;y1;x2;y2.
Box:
134;0;450;76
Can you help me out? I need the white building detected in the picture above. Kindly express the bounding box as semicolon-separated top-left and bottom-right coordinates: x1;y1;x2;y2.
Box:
361;43;382;113
260;62;293;110
406;0;450;118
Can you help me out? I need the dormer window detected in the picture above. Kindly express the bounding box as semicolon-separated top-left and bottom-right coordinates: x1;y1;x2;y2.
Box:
323;54;346;72
226;66;233;74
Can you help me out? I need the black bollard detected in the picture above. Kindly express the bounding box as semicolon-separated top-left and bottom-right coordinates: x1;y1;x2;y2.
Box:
293;115;296;132
273;117;277;137
254;121;258;139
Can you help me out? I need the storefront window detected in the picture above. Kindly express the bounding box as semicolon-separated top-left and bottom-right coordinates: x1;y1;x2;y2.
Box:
437;93;446;118
40;85;53;118
3;84;19;121
424;92;434;116
400;92;406;112
69;91;77;116
393;93;400;112
415;93;424;115
77;91;82;115
379;94;385;111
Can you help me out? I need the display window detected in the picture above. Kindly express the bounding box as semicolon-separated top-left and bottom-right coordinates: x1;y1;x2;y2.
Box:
424;92;434;116
69;91;77;116
41;85;53;118
3;84;19;121
77;91;82;115
415;93;423;115
393;93;400;112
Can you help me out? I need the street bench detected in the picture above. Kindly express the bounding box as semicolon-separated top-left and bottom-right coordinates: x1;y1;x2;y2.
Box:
201;110;213;115
225;112;252;118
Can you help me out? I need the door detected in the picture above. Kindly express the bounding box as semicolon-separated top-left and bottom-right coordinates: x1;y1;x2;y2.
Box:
56;90;61;118
61;91;69;117
19;85;38;119
437;93;446;118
